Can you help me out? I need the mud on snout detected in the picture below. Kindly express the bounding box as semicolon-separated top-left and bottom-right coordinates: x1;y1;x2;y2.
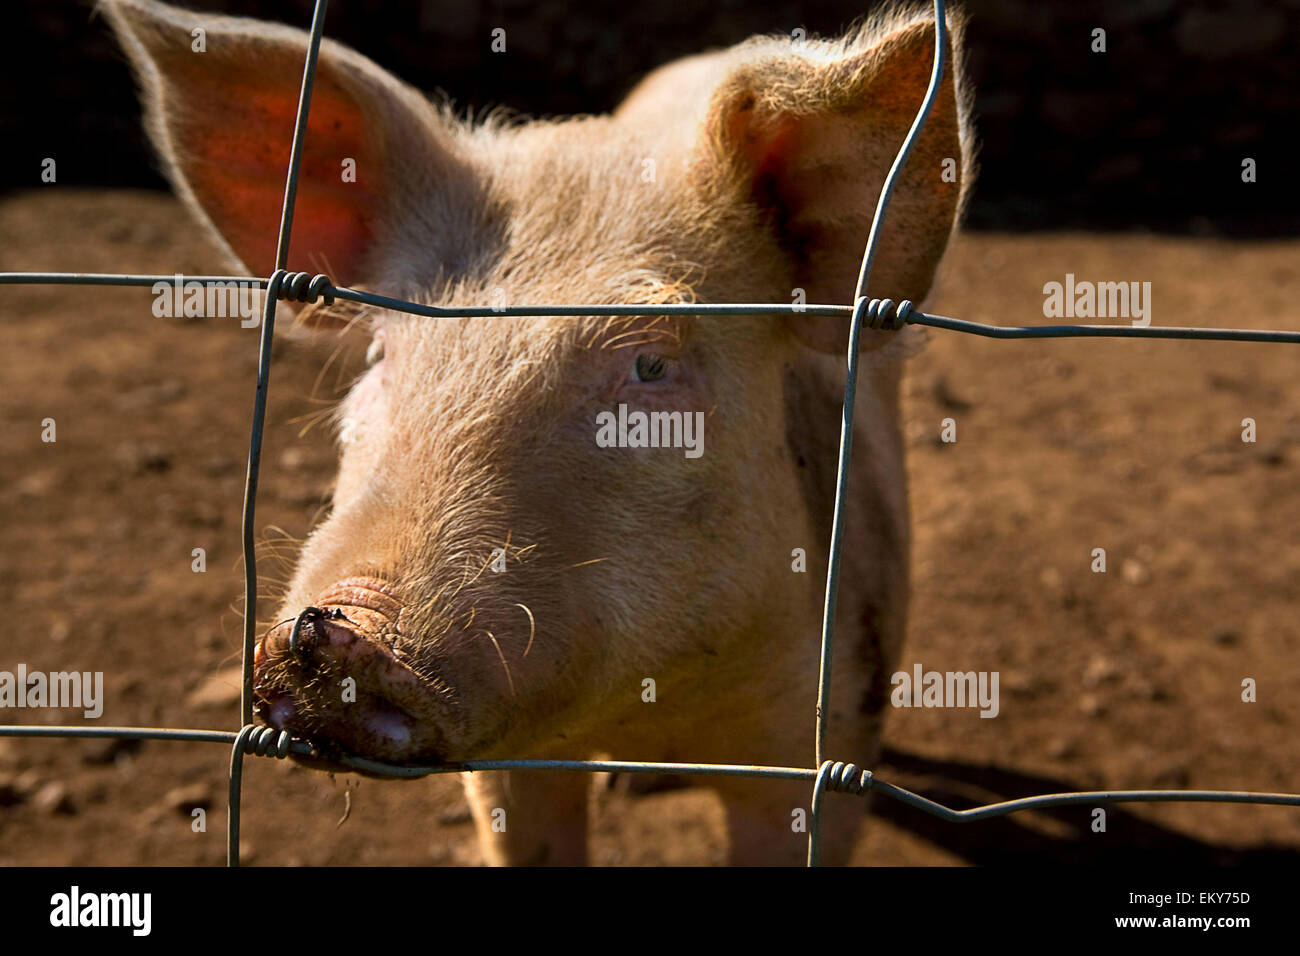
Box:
252;578;454;772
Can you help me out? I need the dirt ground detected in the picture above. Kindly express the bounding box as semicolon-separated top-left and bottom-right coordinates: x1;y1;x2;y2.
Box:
1;189;1298;866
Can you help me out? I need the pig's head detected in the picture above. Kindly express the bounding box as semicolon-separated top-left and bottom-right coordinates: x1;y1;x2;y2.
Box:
107;0;971;768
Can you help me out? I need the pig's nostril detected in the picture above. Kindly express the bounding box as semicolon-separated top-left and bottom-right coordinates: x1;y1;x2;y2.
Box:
288;606;327;663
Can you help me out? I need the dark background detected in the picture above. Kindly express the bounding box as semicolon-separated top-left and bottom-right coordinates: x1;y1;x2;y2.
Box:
4;0;1298;234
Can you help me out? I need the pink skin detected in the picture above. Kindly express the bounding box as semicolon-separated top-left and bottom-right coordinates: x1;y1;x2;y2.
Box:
254;579;444;767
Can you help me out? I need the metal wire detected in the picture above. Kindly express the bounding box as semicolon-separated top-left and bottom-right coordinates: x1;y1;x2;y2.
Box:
3;724;1298;819
230;0;333;868
816;0;950;777
3;0;1300;869
6;270;1300;342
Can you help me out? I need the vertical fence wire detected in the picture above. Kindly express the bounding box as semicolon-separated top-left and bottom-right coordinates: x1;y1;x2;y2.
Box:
230;0;332;867
809;0;947;865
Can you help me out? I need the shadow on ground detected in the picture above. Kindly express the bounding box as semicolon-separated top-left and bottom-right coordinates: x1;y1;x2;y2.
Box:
871;746;1300;865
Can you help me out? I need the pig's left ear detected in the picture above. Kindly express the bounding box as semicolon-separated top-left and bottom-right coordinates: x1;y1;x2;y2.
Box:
103;0;483;315
701;13;972;352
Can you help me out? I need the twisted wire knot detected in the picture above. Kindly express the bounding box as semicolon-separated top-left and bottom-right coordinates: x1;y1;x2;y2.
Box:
273;271;335;306
819;760;874;796
854;296;914;331
237;724;293;759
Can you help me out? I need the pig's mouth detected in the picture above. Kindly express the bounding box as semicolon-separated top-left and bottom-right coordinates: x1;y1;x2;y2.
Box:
253;578;453;773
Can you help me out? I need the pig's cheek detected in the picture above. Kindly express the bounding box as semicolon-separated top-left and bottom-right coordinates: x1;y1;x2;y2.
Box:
345;365;386;424
331;373;389;506
337;370;389;455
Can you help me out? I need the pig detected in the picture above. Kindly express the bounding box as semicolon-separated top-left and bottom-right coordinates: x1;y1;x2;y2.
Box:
105;0;972;865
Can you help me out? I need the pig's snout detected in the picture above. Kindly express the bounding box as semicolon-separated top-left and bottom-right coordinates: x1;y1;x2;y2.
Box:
253;580;447;768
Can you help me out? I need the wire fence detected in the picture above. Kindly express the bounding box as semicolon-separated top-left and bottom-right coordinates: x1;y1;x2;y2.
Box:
4;0;1300;867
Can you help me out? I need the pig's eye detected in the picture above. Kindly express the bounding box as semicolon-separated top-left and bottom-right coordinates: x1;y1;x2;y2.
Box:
631;353;670;383
364;336;385;367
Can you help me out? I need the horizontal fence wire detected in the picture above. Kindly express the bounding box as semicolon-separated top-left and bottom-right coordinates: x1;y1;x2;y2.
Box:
3;0;1299;867
6;271;1300;343
4;726;1299;819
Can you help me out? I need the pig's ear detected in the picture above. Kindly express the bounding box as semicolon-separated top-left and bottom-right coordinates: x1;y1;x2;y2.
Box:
701;12;971;352
103;0;468;298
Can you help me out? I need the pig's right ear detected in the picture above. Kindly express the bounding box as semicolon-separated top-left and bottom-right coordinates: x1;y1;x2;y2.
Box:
695;12;973;353
103;0;473;320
